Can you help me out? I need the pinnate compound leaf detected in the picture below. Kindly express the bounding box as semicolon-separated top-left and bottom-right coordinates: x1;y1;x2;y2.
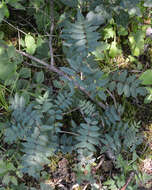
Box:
109;81;116;91
130;86;137;98
117;82;124;95
98;90;107;101
61;67;76;76
123;84;130;97
118;70;127;82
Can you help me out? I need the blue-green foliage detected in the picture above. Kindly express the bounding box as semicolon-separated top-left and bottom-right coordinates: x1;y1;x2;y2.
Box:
3;86;145;180
108;70;147;98
4;94;54;179
60;134;74;154
75;118;100;159
61;11;109;101
4;94;40;144
1;0;150;185
79;99;96;117
21;125;54;179
101;121;143;158
4;92;74;179
0;159;18;186
102;105;121;126
4;91;144;180
61;11;100;59
3;92;145;182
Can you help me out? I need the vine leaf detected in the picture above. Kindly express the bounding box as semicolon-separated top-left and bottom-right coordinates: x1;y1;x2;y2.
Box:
0;43;17;80
25;34;36;55
109;41;121;58
139;69;152;85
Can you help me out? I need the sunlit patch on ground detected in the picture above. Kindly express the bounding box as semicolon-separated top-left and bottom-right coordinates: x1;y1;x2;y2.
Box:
141;158;152;175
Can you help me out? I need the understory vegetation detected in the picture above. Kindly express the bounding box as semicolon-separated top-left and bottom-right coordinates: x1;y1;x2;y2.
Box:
0;0;152;189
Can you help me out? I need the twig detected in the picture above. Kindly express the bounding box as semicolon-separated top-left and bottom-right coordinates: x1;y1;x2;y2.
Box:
18;15;40;35
129;70;142;73
120;172;135;190
106;89;117;108
17;27;21;51
2;19;27;35
59;131;79;136
0;145;6;152
23;61;45;68
16;50;106;110
133;170;144;187
49;0;55;66
91;156;105;175
83;183;90;190
62;107;80;115
95;156;105;170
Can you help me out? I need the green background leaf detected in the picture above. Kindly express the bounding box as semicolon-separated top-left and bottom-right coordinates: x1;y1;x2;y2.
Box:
139;70;152;85
25;34;36;55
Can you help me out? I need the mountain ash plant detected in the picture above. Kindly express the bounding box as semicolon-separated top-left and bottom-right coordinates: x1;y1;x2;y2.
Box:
0;0;151;189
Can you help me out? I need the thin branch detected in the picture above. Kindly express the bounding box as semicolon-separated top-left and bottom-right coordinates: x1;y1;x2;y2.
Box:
18;15;40;35
2;19;27;35
120;172;135;190
59;131;79;136
106;89;117;108
16;50;106;110
16;50;50;67
17;27;21;51
83;183;90;190
23;61;45;68
49;0;55;66
95;156;105;170
62;107;80;116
